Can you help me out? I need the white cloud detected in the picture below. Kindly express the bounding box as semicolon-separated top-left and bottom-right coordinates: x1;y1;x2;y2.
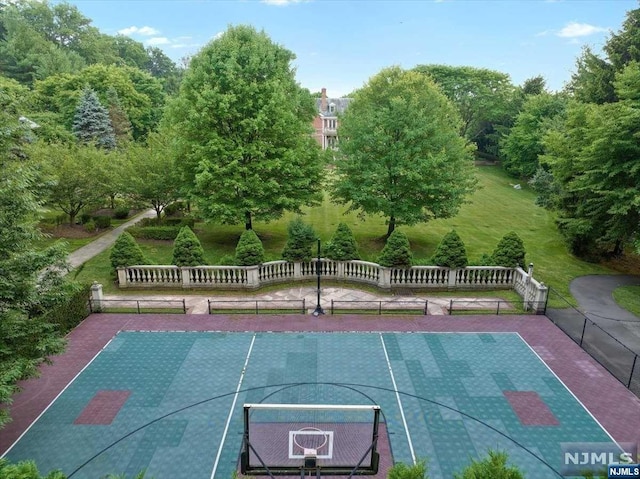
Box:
557;22;607;38
117;25;160;36
261;0;305;5
535;30;550;37
145;37;171;46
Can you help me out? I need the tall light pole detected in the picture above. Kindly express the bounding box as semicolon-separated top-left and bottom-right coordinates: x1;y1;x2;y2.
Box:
313;239;324;316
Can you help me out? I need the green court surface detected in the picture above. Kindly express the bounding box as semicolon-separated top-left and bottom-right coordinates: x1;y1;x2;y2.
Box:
6;332;615;479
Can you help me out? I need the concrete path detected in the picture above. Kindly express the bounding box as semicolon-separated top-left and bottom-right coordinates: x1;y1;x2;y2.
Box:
570;274;640;352
102;287;511;316
66;209;156;270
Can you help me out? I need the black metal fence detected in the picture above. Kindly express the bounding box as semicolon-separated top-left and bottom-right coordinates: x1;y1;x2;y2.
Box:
447;299;543;315
207;299;306;314
330;300;429;315
545;288;639;397
89;298;187;314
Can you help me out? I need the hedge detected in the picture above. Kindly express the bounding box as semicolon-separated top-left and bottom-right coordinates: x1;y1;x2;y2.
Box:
41;283;91;334
127;226;181;240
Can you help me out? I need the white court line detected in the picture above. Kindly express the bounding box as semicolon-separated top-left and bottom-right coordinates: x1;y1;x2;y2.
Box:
379;333;416;464
210;333;256;479
1;336;117;458
516;332;624;449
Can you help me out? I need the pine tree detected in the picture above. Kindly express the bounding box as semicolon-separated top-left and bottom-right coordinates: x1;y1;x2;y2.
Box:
432;230;468;268
110;232;146;273
172;226;205;267
324;223;360;261
72;86;116;149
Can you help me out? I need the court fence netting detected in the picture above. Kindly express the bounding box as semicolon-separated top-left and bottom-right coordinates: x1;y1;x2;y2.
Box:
545;287;639;398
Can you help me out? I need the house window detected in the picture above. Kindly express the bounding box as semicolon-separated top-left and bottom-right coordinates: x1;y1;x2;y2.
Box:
329;103;335;113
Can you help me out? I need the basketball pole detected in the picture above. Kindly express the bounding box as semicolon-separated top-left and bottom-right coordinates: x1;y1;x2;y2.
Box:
313;239;324;316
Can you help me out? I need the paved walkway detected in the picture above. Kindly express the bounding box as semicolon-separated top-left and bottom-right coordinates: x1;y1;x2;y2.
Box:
66;209;156;270
103;286;512;315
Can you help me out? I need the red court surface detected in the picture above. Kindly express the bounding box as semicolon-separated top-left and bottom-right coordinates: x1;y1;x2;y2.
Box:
2;312;639;456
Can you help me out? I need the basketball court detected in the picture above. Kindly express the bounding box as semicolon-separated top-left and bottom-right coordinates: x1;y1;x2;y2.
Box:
2;313;639;479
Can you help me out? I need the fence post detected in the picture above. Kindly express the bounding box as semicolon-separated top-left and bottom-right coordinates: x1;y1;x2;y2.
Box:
580;317;587;347
379;301;382;315
331;300;334;315
449;299;453;315
424;300;428;315
208;299;211;314
182;299;186;314
255;301;259;315
497;301;500;315
137;301;141;314
302;298;306;314
628;355;638;389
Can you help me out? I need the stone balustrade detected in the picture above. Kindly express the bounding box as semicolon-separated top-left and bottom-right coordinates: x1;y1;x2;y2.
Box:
117;259;547;313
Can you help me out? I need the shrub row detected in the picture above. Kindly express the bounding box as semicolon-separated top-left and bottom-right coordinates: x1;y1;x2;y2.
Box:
127;226;181;240
138;217;195;228
40;283;92;334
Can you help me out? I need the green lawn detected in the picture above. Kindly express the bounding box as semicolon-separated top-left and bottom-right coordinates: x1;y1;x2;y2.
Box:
73;166;618;299
612;286;640;316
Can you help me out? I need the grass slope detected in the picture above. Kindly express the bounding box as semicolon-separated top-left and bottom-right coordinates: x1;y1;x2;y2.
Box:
74;166;614;298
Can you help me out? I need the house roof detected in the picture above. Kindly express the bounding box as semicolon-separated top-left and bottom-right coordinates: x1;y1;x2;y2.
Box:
315;97;352;116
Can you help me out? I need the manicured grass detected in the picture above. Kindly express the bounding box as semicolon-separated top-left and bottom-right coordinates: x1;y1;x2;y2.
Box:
612;286;640;317
72;166;620;300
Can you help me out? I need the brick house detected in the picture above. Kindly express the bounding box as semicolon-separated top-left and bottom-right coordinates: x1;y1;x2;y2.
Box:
312;88;352;150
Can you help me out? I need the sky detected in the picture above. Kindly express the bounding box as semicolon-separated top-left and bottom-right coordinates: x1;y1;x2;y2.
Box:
63;0;637;97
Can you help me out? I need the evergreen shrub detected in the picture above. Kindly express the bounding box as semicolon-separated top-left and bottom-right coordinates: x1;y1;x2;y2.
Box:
387;460;429;479
172;226;205;267
235;230;265;266
432;230;468;268
110;232;146;273
454;450;524;479
492;232;526;268
324;223;360;261
282;218;317;262
92;215;111;229
379;230;412;267
127;226;181;240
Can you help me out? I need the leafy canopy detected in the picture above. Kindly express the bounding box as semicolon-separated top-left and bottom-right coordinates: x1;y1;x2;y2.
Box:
165;25;324;230
332;66;477;237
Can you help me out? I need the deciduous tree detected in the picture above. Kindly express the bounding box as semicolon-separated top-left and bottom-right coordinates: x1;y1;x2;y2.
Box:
332;67;477;237
164;25;324;230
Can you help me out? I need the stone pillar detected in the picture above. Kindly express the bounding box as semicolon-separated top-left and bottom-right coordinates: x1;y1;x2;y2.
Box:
379;267;391;290
524;263;534;311
336;261;345;280
246;266;260;289
293;262;302;279
117;268;128;288
90;281;103;312
534;282;548;314
181;267;191;288
448;268;457;288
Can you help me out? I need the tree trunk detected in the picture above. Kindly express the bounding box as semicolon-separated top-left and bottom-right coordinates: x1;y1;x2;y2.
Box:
110;194;116;209
386;216;396;238
245;211;253;230
155;206;162;224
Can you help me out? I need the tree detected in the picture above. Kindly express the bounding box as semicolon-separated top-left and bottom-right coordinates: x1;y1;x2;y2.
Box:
378;230;412;268
125;132;181;220
106;87;132;147
110;232;146;272
432;230;468;268
491;232;526;268
172;226;205;267
0;102;69;427
282;218;317;262
72;86;116;149
332;67;477;237
414;64;518;159
235;229;265;266
32;142;107;225
324;223;360;261
521;75;546;96
454;450;524;479
164;25;324;230
500;92;567;179
567;47;616;104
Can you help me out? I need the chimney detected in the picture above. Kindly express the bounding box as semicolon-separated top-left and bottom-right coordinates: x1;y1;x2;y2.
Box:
321;88;327;112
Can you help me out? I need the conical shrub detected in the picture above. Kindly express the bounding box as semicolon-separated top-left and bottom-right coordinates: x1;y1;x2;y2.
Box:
492;231;526;268
235;230;265;266
172;226;205;266
282;218;317;262
432;230;468;268
110;231;146;273
378;230;412;267
324;223;360;261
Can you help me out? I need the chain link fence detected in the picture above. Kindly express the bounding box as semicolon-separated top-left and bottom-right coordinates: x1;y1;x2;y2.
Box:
545;288;639;397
